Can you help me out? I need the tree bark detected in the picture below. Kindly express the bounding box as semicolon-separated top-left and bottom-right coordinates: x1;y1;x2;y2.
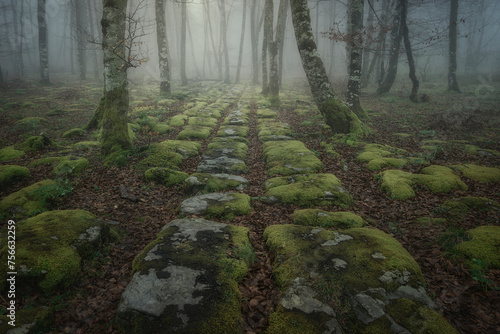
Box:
156;0;171;95
376;0;402;95
250;1;260;84
448;0;460;92
100;0;132;157
205;1;222;80
180;0;188;85
218;0;230;83
346;0;367;119
268;0;288;103
235;0;248;83
261;0;273;94
75;0;87;80
401;0;419;102
37;0;50;85
290;0;365;135
360;1;374;88
277;0;289;88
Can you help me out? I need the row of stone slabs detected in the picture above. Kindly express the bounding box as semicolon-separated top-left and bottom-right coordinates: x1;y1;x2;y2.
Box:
115;96;456;333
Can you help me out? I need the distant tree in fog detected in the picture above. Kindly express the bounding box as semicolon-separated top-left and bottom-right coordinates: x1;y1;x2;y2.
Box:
448;0;460;92
156;0;171;95
37;0;50;85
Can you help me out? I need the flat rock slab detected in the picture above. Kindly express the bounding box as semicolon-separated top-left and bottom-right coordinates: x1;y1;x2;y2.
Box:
116;218;254;334
264;225;457;334
180;192;252;219
184;173;249;194
263;140;322;176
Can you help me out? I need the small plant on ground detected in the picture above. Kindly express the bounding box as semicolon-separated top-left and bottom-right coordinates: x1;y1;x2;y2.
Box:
470;258;500;292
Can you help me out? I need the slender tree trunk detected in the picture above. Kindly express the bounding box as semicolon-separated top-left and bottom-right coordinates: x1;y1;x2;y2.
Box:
377;0;402;95
70;0;76;75
250;1;259;84
235;0;248;83
276;0;289;88
268;0;288;103
346;0;367;119
360;1;374;88
205;1;222;80
401;0;419;102
448;0;459;92
87;0;101;81
290;0;366;135
218;0;230;83
100;0;132;157
261;0;273;94
75;0;87;80
37;0;50;85
186;13;200;78
180;0;188;85
0;65;3;82
156;0;170;95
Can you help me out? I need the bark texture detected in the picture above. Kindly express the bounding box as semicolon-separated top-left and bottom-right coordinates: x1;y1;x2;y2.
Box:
37;0;50;85
448;0;460;92
401;0;419;102
235;0;248;83
75;0;87;80
156;0;171;95
100;0;132;157
180;0;188;86
218;0;230;83
290;0;365;135
261;0;273;94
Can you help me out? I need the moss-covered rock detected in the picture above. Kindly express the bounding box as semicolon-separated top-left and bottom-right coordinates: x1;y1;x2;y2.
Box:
463;144;500;157
0;210;113;293
161;140;201;159
144;167;188;186
0;165;30;188
256;109;277;118
293;209;365;229
73;140;100;151
19;135;54;151
205;141;248;160
379;166;468;199
453;226;500;269
451;164;500;183
116;218;254;333
217;126;249;138
177;125;212;140
257;120;292;138
188;117;218;127
0;306;54;334
441;196;500;214
0;179;59;218
263;141;323;176
0;146;26;161
181;193;252;219
140;142;184;168
184;173;248;194
265;174;351;207
357;144;407;171
62;128;84;138
53;156;89;176
169;114;189;126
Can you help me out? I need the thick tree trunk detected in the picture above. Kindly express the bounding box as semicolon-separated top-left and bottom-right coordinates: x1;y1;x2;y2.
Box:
218;0;230;84
87;0;101;81
448;0;460;92
235;0;248;84
250;1;260;84
376;0;402;95
180;1;188;85
261;0;273;94
75;0;87;80
401;0;419;102
346;0;367;119
276;0;289;88
37;0;50;85
156;0;171;95
290;0;365;135
100;0;132;157
360;1;374;88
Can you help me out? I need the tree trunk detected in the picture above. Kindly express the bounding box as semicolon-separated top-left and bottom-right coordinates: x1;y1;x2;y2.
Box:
156;0;171;95
37;0;50;85
100;0;132;157
205;1;222;80
250;1;260;84
448;0;460;92
376;0;402;95
290;0;366;135
75;0;87;80
261;0;273;94
346;0;367;119
276;0;289;88
218;0;230;84
180;0;188;85
268;0;288;104
235;0;248;84
0;65;3;82
360;1;374;88
401;0;419;102
87;0;101;81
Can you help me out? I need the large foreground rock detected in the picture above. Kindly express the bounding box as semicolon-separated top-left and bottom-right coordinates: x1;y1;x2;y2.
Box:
116;218;254;334
264;225;457;334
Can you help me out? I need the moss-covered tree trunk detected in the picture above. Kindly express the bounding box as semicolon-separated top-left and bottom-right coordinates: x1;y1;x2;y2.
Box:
448;0;460;92
180;0;188;86
100;0;132;157
155;0;171;95
290;0;365;135
261;0;273;94
268;0;289;103
401;0;419;102
37;0;50;85
346;0;367;119
75;0;87;80
277;0;289;88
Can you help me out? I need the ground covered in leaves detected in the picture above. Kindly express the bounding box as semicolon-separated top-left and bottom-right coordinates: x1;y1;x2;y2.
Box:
0;76;499;334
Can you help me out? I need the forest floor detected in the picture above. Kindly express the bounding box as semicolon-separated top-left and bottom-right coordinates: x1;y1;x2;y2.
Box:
0;76;499;334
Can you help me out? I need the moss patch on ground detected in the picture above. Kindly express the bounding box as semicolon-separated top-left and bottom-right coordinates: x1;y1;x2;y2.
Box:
184;173;248;194
177;125;212;140
0;146;26;161
217;126;249;138
454;226;500;269
0;179;59;218
379;165;468;199
257;121;292;138
19;135;54;152
188;117;218;127
292;209;365;229
0;165;30;188
441;196;500;214
206;193;252;219
145;167;188;186
451;164;500;183
53;156;89;176
139;142;184;168
357;144;408;171
161;140;201;159
263;141;323;176
62;128;84;138
206;141;248;160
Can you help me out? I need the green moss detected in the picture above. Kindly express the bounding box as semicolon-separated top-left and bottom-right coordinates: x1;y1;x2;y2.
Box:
145;167;188;186
266;305;328;334
265;174;351;207
62;128;84;138
184;173;247;194
206;193;252;219
217;126;249;138
0;179;58;218
386;298;458;334
177;125;211;140
19;136;52;151
263;141;323;176
319;98;370;135
52;156;89;176
0;210;111;293
454;226;500;269
451;164;500;183
257;121;292;137
0;165;30;187
464;144;500;157
357;144;407;171
206;141;248;160
151;122;172;134
256;109;277;118
293;209;365;229
366;158;407;171
73;141;100;151
188;117;218;127
15;117;47;130
320;141;340;157
393;133;412;138
169;114;189;126
0;306;54;334
0;146;26;161
140;142;184;168
441;196;500;214
162;140;201;159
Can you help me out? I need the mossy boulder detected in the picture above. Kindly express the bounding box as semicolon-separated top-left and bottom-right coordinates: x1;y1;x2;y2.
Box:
161;140;201;159
0;165;30;188
140;142;184;168
451;164;500;183
0;179;59;218
53;156;89;176
62;128;84;138
181;192;252;219
188;117;218;127
257;121;292;139
205;141;248;160
217;126;249;138
177;125;212;140
0;210;113;293
19;135;54;152
379;166;468;199
463;144;500;157
264;225;453;333
263;141;323;176
169;114;188;126
184;173;248;194
0;146;26;161
73;140;100;151
441;196;500;214
357;144;407;171
0;306;54;334
256;109;277;118
144;167;188;186
265;174;351;207
116;218;254;333
15;117;47;130
454;226;500;269
293;209;365;229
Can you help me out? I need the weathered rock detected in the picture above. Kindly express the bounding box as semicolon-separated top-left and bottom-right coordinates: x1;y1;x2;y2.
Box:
0;165;30;188
0;179;59;218
293;209;365;228
180;192;252;219
453;225;500;269
116;218;254;333
197;156;249;175
184;173;248;194
451;163;500;183
0;306;53;334
145;167;188;186
263;141;323;176
0;146;25;161
53;156;89;176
